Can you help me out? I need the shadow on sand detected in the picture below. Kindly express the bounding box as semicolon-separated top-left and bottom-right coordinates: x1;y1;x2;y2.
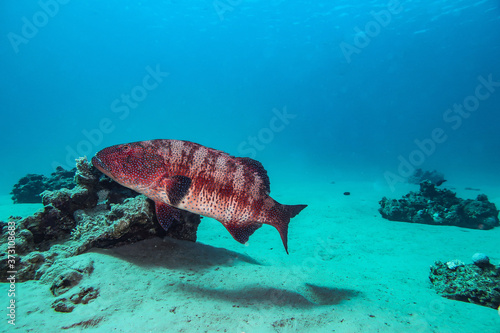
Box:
177;283;359;308
93;238;359;308
93;237;261;270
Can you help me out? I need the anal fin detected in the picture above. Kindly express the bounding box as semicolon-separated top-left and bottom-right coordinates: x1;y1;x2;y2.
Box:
223;220;262;244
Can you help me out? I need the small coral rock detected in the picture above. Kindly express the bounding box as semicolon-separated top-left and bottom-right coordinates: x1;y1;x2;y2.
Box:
70;286;99;304
429;260;500;309
50;270;84;297
52;298;75;313
408;168;445;185
472;253;490;267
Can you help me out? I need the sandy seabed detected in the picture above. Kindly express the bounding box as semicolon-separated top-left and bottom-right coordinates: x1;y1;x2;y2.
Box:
1;179;499;332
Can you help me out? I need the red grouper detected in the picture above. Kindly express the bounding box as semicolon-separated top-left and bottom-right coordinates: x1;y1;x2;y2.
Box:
92;139;307;253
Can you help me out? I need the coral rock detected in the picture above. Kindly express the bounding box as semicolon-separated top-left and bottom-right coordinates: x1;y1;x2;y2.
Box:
0;157;201;282
472;253;490;267
11;166;76;204
407;168;445;186
429;260;500;309
52;298;75;313
50;270;84;297
379;181;499;229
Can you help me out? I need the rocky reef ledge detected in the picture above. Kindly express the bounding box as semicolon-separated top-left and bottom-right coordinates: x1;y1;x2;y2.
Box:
379;181;499;229
10;166;76;204
0;157;201;282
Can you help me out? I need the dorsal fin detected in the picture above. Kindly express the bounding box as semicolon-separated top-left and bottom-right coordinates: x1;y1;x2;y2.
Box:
237;157;271;193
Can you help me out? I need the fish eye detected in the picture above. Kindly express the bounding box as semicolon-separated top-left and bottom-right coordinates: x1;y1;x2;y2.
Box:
122;144;131;152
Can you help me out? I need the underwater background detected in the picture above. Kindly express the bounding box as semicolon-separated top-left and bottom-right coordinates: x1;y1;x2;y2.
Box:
1;0;500;192
1;0;500;332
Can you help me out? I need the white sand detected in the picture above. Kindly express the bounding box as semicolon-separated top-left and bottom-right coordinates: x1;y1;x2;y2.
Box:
1;180;500;332
0;195;43;221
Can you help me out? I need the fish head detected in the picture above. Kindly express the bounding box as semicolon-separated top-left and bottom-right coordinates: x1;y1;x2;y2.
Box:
92;141;165;191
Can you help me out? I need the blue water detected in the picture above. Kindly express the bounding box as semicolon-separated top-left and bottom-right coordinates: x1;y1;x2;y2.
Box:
2;2;500;331
1;0;500;193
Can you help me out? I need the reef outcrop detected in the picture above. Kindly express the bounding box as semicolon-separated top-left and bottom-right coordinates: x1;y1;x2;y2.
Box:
379;181;499;229
10;166;76;203
0;157;201;282
429;256;500;309
407;168;446;186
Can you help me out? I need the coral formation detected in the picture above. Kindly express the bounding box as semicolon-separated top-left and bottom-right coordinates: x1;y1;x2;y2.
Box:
379;181;499;229
407;168;445;186
10;166;76;203
429;258;500;309
0;157;201;282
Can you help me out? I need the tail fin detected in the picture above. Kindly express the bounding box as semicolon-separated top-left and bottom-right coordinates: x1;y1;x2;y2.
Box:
269;203;307;254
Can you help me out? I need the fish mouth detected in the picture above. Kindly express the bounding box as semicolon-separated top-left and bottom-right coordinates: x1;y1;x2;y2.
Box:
91;155;110;174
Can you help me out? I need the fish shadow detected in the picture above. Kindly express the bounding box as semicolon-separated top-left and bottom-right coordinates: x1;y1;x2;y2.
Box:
304;283;359;305
98;236;261;270
178;283;359;308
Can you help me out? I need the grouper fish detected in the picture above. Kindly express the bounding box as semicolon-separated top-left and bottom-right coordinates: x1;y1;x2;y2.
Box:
92;139;307;253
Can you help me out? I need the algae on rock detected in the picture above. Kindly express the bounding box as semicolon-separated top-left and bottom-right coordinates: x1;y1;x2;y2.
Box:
429;260;500;309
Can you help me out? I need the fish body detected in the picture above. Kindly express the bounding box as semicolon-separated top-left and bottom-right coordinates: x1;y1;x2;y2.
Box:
92;139;306;253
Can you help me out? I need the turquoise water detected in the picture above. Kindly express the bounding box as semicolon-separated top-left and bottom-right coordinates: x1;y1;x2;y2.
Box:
1;1;500;331
2;0;500;192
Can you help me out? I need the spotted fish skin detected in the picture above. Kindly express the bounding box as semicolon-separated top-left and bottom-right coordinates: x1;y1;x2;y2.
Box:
92;139;307;253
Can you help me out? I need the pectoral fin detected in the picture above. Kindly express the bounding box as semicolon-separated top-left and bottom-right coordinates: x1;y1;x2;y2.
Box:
163;175;191;206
